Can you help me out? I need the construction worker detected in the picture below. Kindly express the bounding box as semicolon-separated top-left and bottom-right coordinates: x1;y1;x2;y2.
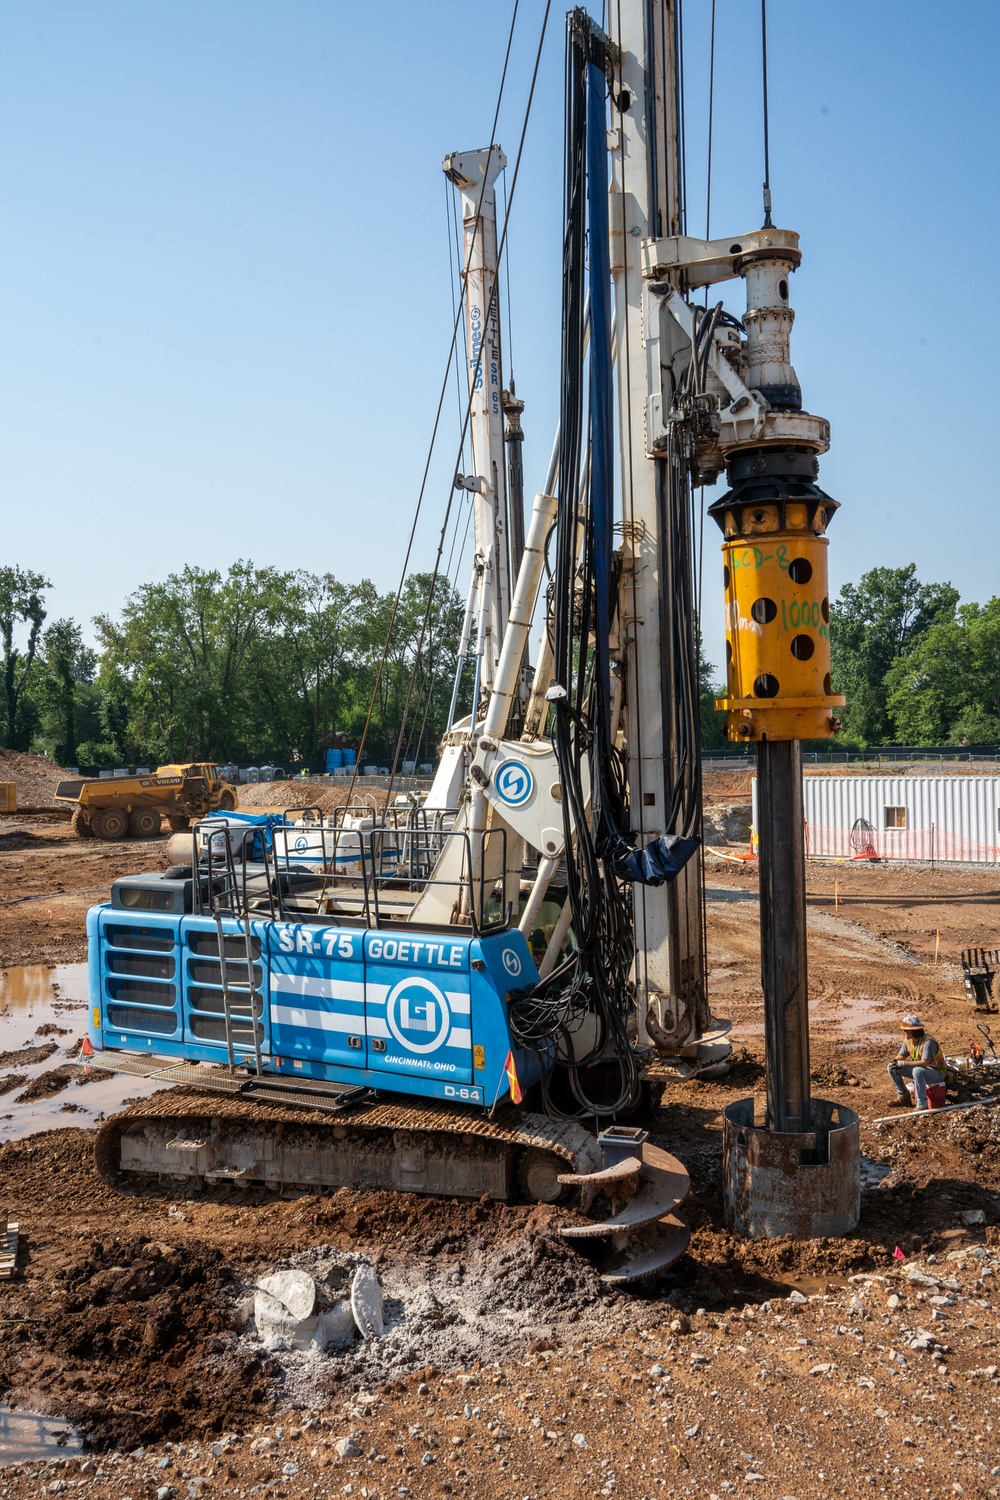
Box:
888;1015;946;1110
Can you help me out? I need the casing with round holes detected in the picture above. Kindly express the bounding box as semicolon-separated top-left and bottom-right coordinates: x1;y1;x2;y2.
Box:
712;488;845;741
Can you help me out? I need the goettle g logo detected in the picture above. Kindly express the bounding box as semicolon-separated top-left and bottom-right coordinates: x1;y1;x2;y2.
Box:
385;977;452;1055
501;949;522;978
493;758;534;808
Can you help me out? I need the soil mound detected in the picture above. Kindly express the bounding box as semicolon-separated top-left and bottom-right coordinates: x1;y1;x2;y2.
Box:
0;749;72;811
237;780;389;816
0;1231;265;1450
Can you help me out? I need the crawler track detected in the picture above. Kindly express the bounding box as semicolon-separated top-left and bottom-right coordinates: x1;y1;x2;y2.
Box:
93;1063;690;1282
95;1083;604;1202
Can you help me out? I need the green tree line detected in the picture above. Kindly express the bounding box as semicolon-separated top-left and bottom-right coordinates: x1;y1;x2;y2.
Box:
0;562;465;769
700;562;1000;750
835;565;1000;747
3;559;995;766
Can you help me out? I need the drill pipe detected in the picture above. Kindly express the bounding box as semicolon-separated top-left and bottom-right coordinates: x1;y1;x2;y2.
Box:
756;738;811;1134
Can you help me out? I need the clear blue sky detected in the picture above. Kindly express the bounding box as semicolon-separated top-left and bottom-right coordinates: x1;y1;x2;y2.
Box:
1;1;997;683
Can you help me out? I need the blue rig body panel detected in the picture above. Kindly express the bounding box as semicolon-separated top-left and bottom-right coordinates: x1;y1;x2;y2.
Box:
86;904;540;1109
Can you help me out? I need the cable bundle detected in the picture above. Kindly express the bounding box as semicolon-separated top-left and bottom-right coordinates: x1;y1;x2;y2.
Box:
523;11;639;1117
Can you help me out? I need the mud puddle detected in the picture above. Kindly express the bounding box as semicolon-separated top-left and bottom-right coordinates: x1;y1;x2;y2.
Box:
736;991;898;1047
0;1406;82;1463
0;963;165;1142
827;991;899;1044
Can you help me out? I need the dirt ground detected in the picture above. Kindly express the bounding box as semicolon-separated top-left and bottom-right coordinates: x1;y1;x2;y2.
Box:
2;820;1000;1498
0;814;167;968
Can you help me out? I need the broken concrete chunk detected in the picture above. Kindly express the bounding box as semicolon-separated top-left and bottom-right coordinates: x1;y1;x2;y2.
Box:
351;1263;384;1339
254;1270;355;1353
257;1269;317;1322
962;1209;986;1226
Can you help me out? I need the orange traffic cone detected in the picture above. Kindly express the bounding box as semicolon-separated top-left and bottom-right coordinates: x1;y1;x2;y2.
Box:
80;1035;94;1058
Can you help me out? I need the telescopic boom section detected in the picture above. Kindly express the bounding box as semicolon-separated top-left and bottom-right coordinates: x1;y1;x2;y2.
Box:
443;146;511;704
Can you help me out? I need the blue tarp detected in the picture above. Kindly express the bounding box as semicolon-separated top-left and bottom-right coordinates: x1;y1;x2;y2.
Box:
200;810;285;859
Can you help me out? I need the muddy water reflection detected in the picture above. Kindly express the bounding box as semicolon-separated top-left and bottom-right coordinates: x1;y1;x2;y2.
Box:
735;990;898;1047
0;1405;82;1463
0;963;165;1142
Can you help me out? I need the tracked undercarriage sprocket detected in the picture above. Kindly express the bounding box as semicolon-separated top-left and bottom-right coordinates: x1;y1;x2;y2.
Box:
91;1056;690;1284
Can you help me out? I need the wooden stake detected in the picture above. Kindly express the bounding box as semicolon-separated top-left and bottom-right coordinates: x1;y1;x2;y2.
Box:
934;929;941;965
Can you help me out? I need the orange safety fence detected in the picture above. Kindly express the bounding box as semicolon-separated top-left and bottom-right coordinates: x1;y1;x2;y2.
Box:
805;822;1000;864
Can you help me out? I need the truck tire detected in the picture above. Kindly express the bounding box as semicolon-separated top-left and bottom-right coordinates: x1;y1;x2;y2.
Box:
70;807;94;840
168;814;190;832
93;807;130;841
218;788;237;811
128;807;162;839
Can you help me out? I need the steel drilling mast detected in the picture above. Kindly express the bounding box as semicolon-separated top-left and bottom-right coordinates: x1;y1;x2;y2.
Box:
616;0;861;1233
609;0;717;1070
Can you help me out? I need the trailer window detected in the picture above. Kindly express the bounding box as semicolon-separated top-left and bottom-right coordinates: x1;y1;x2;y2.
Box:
884;806;907;829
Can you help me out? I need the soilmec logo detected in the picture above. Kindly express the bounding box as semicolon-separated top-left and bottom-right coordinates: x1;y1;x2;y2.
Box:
386;977;452;1055
493;759;534;809
501;948;522;978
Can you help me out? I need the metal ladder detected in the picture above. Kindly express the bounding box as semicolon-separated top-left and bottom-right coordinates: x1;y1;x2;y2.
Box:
198;825;268;1077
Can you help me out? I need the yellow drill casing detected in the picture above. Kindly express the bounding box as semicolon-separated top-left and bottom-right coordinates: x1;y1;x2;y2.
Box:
714;497;844;742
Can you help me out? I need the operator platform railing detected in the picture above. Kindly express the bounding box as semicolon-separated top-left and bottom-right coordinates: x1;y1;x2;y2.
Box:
191;813;510;937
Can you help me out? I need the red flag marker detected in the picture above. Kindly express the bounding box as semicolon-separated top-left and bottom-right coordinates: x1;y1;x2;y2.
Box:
503;1050;523;1106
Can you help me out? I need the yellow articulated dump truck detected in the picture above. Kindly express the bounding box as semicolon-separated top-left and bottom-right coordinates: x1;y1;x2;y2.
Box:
55;762;237;841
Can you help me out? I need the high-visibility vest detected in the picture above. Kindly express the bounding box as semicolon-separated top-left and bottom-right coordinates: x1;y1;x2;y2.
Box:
906;1036;945;1073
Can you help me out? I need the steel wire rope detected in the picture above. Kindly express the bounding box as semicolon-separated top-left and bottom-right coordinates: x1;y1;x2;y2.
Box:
401;482;475;774
381;0;553;802
761;0;772;225
409;497;476;765
501;167;515;386
341;0;523;807
705;0;716;247
398;189;482;773
676;0;687;235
